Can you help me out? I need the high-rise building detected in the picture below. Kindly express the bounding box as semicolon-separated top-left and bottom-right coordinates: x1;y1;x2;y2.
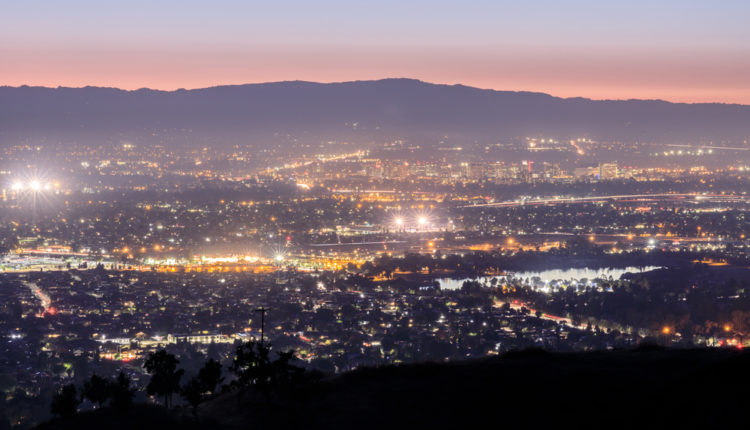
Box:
599;162;618;180
467;163;485;180
574;166;598;178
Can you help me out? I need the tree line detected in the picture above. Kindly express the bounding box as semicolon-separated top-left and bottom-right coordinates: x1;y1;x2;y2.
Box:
49;340;304;421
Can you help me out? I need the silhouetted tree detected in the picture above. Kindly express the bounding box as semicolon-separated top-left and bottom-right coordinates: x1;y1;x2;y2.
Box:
198;358;224;395
231;341;302;396
143;350;184;408
461;280;482;293
50;384;79;418
82;374;110;408
110;372;135;413
180;377;203;419
231;340;271;387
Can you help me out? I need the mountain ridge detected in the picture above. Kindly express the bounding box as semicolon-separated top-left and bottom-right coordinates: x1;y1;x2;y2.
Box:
2;78;748;106
2;78;749;145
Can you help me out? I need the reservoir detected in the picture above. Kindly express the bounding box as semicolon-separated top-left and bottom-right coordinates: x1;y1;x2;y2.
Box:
436;266;662;290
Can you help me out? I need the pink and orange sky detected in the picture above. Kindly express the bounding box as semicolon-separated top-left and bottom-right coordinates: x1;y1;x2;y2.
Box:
2;0;749;103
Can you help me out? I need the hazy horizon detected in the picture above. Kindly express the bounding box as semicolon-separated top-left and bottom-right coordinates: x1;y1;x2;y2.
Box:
3;77;750;106
2;1;749;104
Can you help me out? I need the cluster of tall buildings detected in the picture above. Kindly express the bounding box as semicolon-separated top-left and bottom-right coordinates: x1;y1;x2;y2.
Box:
573;162;619;180
362;160;572;183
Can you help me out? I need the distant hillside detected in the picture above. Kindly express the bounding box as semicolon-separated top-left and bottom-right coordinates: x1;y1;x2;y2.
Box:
2;79;750;146
36;348;750;429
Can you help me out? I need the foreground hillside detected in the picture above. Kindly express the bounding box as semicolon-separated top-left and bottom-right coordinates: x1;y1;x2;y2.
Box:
37;347;749;429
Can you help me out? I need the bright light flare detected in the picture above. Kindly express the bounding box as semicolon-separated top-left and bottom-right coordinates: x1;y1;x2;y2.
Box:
418;216;428;225
29;181;41;191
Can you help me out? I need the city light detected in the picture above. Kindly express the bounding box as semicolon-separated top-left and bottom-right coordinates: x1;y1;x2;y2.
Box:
388;213;443;232
2;5;749;426
9;178;60;193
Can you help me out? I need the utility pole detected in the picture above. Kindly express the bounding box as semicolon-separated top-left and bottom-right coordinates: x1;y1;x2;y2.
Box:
255;307;269;344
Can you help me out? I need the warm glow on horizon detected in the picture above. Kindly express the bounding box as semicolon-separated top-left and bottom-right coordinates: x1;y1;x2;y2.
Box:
1;1;749;103
2;48;749;103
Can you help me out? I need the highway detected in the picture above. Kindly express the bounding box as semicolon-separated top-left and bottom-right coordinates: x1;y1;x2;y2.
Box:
461;193;750;208
22;281;53;315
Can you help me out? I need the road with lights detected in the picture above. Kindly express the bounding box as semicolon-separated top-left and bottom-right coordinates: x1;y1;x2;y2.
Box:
461;193;750;208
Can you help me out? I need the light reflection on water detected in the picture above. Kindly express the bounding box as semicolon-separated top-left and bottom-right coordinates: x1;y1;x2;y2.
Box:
436;266;662;290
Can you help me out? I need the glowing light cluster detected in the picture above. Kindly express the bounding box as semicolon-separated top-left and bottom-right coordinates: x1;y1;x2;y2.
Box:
391;214;432;227
9;179;60;192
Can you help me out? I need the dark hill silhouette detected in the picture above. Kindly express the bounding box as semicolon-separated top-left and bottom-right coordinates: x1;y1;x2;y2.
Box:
35;348;750;429
2;79;749;145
